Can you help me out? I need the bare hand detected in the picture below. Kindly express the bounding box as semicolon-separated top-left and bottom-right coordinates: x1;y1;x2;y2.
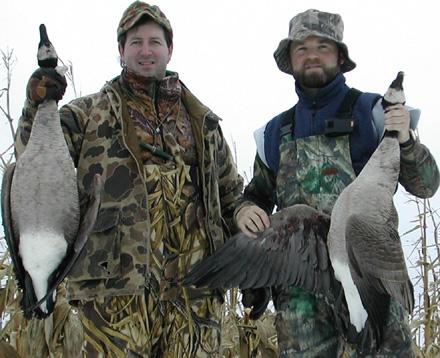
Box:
384;104;410;143
236;205;270;238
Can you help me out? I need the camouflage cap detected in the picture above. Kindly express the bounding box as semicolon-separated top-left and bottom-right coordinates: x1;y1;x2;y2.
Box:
117;1;173;44
274;9;356;75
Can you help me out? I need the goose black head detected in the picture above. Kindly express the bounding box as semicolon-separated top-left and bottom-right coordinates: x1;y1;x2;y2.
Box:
381;71;406;140
381;71;405;110
37;24;58;68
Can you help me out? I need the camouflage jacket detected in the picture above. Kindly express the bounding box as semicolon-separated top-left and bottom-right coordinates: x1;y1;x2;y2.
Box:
15;74;243;300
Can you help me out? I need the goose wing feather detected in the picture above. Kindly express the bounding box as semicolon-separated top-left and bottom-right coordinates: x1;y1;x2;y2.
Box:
1;163;26;288
183;204;335;298
346;214;414;344
346;214;414;311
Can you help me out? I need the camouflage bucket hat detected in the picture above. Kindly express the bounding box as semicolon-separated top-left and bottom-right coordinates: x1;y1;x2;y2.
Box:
117;1;173;44
274;9;356;75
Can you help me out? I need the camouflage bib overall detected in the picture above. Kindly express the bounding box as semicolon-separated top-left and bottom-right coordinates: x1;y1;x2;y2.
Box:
275;132;355;358
274;133;414;357
140;145;222;358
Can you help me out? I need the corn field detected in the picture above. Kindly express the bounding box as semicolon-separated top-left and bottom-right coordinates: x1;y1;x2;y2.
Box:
0;48;439;357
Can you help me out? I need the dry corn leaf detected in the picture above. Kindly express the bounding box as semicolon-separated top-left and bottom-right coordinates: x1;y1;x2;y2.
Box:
63;308;84;358
221;313;240;351
0;339;21;358
28;318;48;358
254;316;277;356
0;288;7;318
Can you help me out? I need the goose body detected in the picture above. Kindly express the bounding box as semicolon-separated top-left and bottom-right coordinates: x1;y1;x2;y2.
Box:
1;24;100;319
328;71;413;342
12;24;79;316
328;132;410;337
10;100;80;315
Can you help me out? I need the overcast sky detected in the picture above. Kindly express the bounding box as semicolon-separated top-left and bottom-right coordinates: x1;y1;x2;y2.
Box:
1;0;439;269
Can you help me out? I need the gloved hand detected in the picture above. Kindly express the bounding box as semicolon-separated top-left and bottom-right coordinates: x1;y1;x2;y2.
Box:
26;67;67;106
241;287;271;320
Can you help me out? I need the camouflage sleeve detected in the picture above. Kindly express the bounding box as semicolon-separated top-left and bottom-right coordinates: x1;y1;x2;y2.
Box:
15;99;85;166
235;153;277;216
216;127;244;235
14;99;38;158
399;139;439;198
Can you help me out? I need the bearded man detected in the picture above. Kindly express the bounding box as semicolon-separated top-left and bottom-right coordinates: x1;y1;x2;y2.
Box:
235;9;439;357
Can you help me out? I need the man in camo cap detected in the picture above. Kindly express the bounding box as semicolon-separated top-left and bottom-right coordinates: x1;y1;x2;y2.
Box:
117;1;173;48
236;8;438;357
17;1;243;356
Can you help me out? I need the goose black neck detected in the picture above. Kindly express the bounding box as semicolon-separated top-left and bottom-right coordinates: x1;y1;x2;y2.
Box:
383;130;398;139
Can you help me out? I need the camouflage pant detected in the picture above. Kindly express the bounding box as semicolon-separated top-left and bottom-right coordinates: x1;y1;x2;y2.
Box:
77;289;222;358
275;288;414;357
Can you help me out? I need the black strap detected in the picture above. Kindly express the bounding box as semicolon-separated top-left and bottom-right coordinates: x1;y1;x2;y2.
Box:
279;106;296;138
279;87;363;139
336;88;362;118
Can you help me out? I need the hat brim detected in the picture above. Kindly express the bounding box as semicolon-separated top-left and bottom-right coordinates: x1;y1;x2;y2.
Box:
274;37;356;75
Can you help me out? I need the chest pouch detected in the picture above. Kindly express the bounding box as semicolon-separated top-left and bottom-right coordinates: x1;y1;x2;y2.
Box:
324;117;355;136
324;88;362;137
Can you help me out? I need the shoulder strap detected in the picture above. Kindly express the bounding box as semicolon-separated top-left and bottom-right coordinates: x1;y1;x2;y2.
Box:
279;105;296;138
336;88;363;118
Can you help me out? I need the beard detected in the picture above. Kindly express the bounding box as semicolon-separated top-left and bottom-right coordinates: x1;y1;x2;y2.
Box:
294;61;340;88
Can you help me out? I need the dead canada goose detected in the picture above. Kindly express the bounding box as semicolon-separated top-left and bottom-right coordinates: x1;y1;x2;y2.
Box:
1;24;101;319
183;72;413;350
328;71;413;346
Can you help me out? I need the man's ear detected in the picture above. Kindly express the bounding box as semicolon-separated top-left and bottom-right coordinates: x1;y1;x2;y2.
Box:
339;51;346;66
167;43;173;63
118;43;124;57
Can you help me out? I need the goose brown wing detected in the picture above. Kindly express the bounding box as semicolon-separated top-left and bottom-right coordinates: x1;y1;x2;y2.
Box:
183;204;334;296
346;214;414;345
1;163;26;289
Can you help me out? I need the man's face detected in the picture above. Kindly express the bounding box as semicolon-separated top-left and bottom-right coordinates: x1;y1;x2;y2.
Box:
290;36;343;88
119;21;172;80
